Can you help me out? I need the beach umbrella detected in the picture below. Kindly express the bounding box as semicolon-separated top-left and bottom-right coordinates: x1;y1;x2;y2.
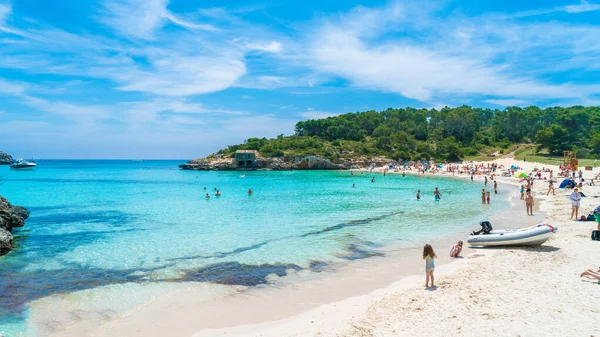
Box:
515;172;529;178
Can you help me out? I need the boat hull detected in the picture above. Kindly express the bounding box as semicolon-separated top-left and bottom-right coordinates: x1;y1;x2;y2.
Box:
10;165;36;170
468;224;556;247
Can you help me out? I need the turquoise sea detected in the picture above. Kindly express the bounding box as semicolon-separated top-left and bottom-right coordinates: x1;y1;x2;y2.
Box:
0;160;509;336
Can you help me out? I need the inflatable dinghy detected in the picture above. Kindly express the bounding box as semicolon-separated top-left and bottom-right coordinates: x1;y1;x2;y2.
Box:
468;223;557;247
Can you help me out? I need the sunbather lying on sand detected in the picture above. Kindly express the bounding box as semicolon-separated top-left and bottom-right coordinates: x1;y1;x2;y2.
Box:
580;267;600;280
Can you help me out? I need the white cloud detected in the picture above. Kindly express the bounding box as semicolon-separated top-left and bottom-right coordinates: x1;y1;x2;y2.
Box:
114;53;247;96
563;1;600;13
485;98;529;107
100;0;168;39
245;41;283;53
162;11;219;31
99;0;217;40
0;78;26;95
306;1;600;103
0;3;10;25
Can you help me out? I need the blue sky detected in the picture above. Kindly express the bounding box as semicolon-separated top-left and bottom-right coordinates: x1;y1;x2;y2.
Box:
1;0;600;159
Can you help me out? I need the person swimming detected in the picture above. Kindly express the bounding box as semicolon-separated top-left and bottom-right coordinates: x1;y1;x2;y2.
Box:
215;190;221;197
248;189;253;195
205;193;210;199
352;183;356;188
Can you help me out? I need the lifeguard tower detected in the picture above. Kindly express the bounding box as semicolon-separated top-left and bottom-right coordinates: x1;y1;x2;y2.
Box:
564;151;578;171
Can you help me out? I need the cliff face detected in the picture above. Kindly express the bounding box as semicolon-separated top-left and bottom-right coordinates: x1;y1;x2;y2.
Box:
0;196;29;256
179;155;395;171
0;152;14;165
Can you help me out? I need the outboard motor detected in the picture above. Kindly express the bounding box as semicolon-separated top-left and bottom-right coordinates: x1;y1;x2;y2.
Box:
472;221;493;235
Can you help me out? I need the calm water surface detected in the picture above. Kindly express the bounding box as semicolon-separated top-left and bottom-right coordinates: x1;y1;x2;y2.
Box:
0;160;508;336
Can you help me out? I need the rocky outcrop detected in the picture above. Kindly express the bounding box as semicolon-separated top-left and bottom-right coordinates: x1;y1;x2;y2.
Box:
180;155;397;171
0;196;29;256
0;151;14;165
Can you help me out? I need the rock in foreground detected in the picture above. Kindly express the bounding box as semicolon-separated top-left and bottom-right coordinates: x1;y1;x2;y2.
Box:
0;151;14;165
0;196;29;256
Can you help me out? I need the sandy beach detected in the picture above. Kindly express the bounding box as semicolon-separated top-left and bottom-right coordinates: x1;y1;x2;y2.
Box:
32;158;600;337
192;159;600;337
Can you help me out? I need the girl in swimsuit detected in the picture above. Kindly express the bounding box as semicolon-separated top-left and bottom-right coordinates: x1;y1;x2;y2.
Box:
423;244;437;288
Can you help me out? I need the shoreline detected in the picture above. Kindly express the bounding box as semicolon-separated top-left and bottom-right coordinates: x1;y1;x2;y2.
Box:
28;160;552;337
198;158;600;337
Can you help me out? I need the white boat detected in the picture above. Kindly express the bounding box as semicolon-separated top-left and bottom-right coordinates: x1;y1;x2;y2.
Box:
468;223;557;247
10;158;37;170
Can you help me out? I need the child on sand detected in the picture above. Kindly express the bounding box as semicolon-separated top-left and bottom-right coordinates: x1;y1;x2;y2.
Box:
525;191;534;215
423;244;437;287
450;241;463;258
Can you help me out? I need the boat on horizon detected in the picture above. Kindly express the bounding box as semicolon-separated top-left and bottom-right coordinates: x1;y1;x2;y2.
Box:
10;158;37;170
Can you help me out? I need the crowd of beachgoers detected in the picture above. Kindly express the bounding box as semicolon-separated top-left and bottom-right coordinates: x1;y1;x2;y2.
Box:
355;159;600;289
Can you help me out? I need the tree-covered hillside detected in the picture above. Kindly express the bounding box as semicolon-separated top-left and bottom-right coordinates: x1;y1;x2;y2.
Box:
213;106;600;162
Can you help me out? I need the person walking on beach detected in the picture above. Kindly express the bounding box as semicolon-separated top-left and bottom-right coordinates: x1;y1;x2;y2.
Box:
434;187;441;201
494;181;498;195
416;190;421;200
547;180;555;196
423;244;437;288
570;188;582;220
525;191;534;215
482;188;486;204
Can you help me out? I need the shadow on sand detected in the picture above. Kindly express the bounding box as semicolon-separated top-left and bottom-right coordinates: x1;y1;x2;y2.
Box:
469;245;561;252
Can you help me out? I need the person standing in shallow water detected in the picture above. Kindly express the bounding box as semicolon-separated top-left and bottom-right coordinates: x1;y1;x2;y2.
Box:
416;190;421;200
434;187;441;201
494;181;498;195
371;177;375;183
481;188;486;204
484;176;488;186
525;191;534;215
248;189;253;196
